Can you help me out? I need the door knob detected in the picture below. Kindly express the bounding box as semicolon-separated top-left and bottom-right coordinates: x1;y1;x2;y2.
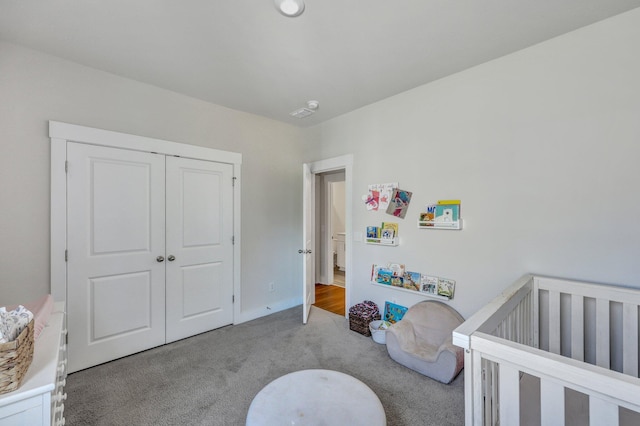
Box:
298;249;304;254
168;255;176;261
156;256;165;262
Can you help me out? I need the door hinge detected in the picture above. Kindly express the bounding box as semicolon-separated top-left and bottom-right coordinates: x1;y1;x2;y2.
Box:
232;295;235;303
232;236;235;245
232;176;237;187
65;161;68;173
65;250;68;262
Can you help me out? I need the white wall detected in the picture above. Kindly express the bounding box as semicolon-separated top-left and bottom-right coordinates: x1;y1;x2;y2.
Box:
303;8;640;318
0;42;304;320
3;7;640;324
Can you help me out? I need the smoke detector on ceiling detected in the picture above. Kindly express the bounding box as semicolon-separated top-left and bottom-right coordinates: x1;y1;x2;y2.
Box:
290;100;320;119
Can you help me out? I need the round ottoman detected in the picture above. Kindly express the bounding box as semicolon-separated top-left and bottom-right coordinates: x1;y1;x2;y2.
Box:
246;369;386;425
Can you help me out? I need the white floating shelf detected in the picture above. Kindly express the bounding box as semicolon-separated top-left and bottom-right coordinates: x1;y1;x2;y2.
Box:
417;219;462;230
365;237;399;246
370;281;451;301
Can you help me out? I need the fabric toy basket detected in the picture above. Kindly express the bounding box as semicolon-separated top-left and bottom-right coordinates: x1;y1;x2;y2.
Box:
0;319;35;395
348;301;381;337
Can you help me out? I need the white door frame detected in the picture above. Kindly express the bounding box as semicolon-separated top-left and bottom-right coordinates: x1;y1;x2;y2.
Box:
305;154;353;318
320;174;346;285
302;164;314;324
49;121;243;322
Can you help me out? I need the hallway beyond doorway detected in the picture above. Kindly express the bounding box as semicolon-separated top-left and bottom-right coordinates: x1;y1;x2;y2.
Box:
333;269;345;287
313;283;345;316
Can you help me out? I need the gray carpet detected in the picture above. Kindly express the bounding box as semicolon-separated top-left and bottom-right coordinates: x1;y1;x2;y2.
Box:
65;306;464;425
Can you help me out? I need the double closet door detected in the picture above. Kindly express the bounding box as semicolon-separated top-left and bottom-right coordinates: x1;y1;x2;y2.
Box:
66;142;234;372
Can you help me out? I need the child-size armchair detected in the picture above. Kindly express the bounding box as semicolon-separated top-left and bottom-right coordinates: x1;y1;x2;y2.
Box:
385;300;464;384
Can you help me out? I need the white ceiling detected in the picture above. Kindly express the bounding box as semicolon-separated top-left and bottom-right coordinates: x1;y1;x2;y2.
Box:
1;1;639;127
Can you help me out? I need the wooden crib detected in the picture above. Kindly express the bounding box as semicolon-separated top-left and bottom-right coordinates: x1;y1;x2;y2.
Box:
453;274;640;425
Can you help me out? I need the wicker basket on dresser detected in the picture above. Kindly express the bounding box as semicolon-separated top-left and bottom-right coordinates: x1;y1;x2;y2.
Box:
0;302;67;425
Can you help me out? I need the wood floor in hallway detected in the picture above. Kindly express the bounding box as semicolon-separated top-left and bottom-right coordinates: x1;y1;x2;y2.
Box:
313;283;345;316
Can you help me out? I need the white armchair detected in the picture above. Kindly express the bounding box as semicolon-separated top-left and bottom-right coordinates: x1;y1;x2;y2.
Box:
385;300;464;384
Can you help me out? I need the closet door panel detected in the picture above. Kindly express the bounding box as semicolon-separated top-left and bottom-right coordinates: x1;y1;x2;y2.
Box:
165;157;234;343
66;143;166;373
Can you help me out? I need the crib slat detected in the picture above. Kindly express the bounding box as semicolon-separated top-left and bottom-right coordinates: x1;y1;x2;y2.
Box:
549;290;561;355
571;294;584;362
475;355;486;426
540;378;565;426
622;303;638;377
596;298;610;369
491;363;498;423
498;364;520;425
531;280;541;348
589;396;618;426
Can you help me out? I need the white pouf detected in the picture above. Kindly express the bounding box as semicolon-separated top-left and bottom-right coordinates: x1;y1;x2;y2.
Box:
246;369;386;426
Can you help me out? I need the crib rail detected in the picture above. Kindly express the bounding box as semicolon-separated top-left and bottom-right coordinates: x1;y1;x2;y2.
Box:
536;276;640;376
472;333;640;425
453;274;640;426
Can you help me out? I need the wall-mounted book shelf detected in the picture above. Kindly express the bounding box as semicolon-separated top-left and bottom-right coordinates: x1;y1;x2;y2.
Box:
371;263;456;300
366;223;399;246
417;219;462;230
370;281;451;301
365;237;399;246
418;200;462;230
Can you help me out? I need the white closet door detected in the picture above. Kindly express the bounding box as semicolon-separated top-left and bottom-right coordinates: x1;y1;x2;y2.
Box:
165;157;234;343
66;143;166;372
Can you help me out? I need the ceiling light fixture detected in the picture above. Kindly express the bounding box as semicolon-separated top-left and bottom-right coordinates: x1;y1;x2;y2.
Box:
275;0;305;17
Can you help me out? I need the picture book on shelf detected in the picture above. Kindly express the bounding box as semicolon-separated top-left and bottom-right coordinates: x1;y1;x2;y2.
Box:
380;228;394;241
420;275;438;294
370;264;380;282
419;205;437;225
437;278;456;299
380;222;398;238
384;301;408;323
376;268;393;285
403;271;421;291
434;204;459;223
387;262;405;278
380;229;393;243
366;226;380;241
390;276;404;287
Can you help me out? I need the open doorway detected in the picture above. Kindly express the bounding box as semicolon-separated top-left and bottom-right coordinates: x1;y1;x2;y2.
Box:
313;171;346;316
302;154;352;324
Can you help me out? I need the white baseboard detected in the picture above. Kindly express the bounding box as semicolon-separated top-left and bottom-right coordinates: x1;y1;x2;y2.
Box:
236;297;302;324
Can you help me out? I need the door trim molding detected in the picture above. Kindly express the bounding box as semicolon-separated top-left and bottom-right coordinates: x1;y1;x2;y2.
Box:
49;121;241;163
307;154;353;317
49;121;242;324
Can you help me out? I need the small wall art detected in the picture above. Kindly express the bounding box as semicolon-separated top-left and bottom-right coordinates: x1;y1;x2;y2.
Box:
364;183;398;211
386;188;412;218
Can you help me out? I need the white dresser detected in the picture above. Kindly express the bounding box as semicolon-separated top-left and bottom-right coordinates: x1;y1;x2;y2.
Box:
0;302;67;426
